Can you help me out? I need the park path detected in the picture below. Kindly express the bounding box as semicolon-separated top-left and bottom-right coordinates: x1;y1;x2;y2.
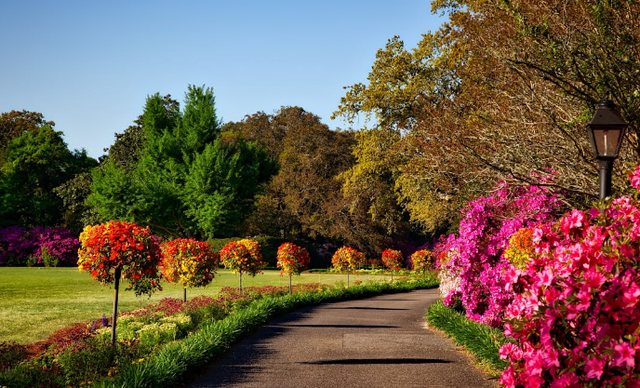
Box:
184;288;498;388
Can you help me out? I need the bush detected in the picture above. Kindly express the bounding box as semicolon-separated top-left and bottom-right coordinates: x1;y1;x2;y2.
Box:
0;226;80;266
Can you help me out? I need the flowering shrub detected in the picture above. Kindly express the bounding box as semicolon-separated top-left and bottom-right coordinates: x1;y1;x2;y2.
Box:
410;249;435;275
0;226;79;266
437;182;563;327
219;239;266;276
381;249;404;271
500;182;640;387
331;246;365;273
276;242;310;276
160;238;219;288
77;221;163;296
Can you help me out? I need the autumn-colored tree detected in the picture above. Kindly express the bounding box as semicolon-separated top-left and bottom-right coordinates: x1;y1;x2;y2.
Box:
334;0;640;231
160;238;219;301
381;249;403;282
410;249;434;278
78;221;162;344
219;239;266;292
331;246;366;286
276;242;311;293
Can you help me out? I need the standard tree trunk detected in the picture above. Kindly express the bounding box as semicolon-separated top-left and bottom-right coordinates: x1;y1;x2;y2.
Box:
183;287;187;302
347;269;350;287
111;267;121;346
239;272;243;293
289;274;293;294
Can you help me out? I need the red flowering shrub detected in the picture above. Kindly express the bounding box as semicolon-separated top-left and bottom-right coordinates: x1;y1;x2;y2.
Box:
78;221;163;296
160;238;219;288
500;166;640;387
331;246;365;273
276;242;310;276
219;239;266;276
410;249;435;275
381;249;404;271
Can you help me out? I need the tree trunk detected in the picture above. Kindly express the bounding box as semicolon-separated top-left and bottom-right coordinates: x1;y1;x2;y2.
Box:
289;274;293;294
111;267;121;346
347;269;350;287
183;287;187;302
239;272;243;293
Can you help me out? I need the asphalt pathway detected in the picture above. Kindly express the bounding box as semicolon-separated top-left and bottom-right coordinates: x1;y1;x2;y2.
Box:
185;288;498;388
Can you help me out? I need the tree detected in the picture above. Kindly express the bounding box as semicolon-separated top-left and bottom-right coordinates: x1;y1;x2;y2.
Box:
0;126;97;228
0;110;54;166
160;238;219;301
78;221;163;344
220;239;266;292
410;249;434;278
331;246;366;287
276;242;311;293
381;249;403;282
89;85;275;239
334;0;640;231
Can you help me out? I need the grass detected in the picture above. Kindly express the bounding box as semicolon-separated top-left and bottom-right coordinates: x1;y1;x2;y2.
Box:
0;267;397;344
425;301;511;377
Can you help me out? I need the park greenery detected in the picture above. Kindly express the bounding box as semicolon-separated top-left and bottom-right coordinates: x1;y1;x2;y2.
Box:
2;1;640;387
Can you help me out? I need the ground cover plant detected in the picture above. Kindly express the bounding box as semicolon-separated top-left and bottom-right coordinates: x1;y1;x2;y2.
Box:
426;300;510;376
0;276;438;388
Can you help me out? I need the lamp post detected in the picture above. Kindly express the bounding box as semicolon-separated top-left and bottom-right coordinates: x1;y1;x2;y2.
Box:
586;95;628;199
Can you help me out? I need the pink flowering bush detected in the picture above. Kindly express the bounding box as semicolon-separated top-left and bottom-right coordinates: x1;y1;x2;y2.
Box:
437;182;563;327
500;168;640;387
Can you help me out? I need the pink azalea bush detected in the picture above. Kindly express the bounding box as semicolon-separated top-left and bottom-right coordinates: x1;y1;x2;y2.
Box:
437;182;563;327
500;165;640;387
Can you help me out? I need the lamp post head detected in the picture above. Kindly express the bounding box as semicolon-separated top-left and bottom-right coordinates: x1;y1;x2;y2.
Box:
586;97;628;160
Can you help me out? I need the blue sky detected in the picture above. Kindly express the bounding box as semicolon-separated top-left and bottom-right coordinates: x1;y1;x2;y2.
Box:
1;1;444;158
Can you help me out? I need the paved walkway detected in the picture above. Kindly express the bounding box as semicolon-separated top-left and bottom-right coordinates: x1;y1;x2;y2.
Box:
184;289;498;388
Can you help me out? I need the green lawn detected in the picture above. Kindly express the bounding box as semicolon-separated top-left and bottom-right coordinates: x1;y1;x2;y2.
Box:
0;267;390;344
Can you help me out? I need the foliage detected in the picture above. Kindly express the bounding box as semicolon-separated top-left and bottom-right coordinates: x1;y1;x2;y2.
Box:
219;239;266;277
160;238;218;288
0;125;97;228
89;86;275;239
77;221;162;296
331;246;366;273
410;249;435;273
426;301;510;375
334;0;640;233
276;242;310;276
499;166;640;387
437;182;563;327
381;249;403;271
0;226;80;266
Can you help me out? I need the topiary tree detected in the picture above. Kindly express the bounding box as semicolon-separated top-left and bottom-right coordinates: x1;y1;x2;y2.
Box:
331;246;365;287
381;249;404;282
410;249;435;278
78;221;162;344
160;238;219;302
220;239;265;292
276;242;311;293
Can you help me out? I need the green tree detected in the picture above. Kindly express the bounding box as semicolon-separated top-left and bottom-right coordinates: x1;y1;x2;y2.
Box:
0;126;97;228
89;85;274;239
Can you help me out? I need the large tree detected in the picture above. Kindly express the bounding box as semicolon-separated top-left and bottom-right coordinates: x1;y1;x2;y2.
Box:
89;85;275;239
0;125;97;228
334;0;640;233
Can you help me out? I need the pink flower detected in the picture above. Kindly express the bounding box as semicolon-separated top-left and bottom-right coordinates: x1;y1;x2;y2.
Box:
611;342;635;369
584;356;605;380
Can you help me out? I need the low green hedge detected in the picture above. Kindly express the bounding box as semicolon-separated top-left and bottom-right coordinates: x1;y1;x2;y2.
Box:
96;278;438;388
426;301;511;375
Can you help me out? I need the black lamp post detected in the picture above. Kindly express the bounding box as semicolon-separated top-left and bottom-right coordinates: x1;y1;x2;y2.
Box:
586;96;628;199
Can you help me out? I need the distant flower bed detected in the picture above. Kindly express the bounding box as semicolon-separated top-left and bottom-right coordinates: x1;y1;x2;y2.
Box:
0;226;79;266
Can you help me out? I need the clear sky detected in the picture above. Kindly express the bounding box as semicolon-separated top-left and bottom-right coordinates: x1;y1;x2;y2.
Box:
1;1;444;159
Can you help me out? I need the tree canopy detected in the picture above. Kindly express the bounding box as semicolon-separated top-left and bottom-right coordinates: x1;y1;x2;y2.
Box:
89;85;275;239
333;0;640;233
